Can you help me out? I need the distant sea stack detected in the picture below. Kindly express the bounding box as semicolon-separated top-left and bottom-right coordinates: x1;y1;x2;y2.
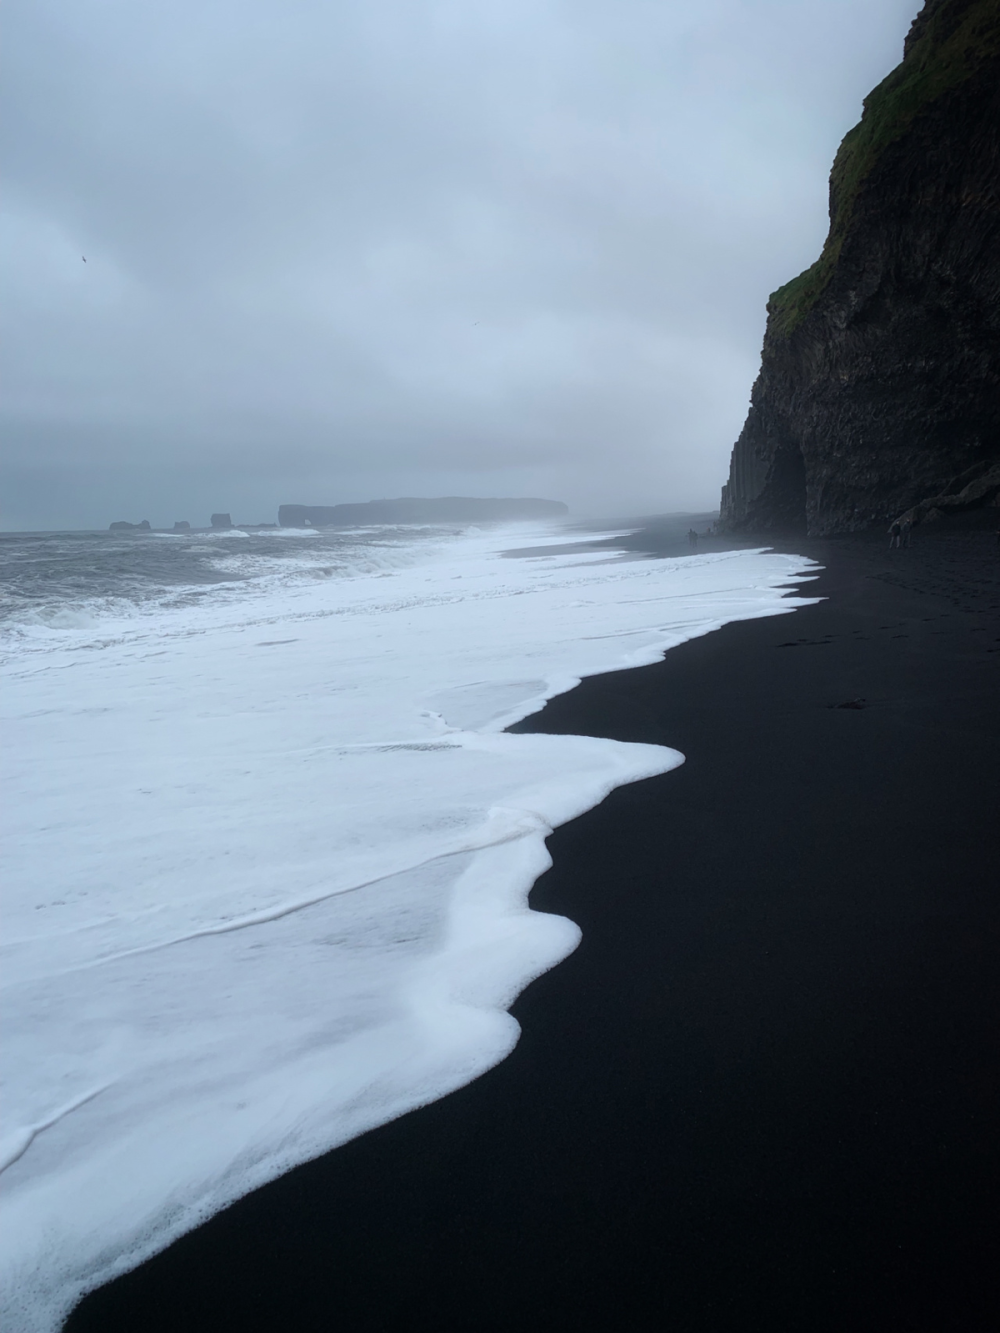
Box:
210;513;233;529
278;498;569;527
109;520;151;532
720;0;1000;536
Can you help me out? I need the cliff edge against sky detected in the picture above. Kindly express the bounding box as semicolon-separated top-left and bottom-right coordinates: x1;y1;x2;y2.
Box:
720;0;1000;536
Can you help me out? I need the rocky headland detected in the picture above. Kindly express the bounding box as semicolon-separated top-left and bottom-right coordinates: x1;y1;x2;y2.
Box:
720;0;1000;536
278;497;569;527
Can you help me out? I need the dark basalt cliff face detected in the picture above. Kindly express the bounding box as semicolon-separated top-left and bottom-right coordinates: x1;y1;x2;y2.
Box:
720;0;1000;536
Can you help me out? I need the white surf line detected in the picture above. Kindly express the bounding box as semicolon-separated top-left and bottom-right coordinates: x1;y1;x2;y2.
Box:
0;809;555;987
0;1084;116;1175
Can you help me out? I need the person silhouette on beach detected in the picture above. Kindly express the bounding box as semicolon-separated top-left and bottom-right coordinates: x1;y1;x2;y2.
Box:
889;519;902;549
688;528;698;548
900;517;913;547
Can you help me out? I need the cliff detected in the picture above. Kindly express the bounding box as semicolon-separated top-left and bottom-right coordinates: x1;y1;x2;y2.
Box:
720;0;1000;536
278;498;569;527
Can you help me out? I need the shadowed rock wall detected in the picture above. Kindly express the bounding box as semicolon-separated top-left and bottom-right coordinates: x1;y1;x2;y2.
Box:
720;0;1000;536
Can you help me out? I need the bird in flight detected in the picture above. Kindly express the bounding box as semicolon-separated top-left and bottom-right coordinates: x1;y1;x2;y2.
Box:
82;256;87;262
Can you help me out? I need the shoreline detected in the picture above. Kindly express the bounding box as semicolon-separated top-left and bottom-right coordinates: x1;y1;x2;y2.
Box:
67;520;1000;1331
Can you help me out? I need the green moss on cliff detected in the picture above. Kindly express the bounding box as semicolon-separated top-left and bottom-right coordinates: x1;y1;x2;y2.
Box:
767;0;1000;338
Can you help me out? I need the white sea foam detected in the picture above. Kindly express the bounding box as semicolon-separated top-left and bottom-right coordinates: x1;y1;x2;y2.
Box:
0;524;818;1330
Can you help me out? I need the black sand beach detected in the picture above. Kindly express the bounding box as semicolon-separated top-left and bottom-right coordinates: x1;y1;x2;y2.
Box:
68;519;1000;1332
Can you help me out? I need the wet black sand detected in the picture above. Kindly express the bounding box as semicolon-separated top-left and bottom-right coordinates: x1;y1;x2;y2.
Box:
68;518;1000;1332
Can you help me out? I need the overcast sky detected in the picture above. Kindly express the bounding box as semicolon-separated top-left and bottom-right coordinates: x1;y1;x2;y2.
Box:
2;0;918;530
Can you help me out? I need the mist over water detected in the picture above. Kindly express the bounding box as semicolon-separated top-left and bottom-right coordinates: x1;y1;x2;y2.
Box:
1;1;918;530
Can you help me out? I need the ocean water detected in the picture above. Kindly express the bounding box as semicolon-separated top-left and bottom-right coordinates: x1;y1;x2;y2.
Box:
0;521;818;1331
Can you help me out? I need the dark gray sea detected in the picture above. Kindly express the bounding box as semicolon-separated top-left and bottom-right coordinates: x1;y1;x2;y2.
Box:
0;526;450;633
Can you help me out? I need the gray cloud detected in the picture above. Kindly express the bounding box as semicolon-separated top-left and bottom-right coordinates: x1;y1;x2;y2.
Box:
2;0;917;529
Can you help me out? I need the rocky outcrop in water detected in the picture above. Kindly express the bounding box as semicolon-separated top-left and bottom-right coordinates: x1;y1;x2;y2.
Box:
210;513;233;529
109;520;151;532
278;498;569;527
720;0;1000;536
